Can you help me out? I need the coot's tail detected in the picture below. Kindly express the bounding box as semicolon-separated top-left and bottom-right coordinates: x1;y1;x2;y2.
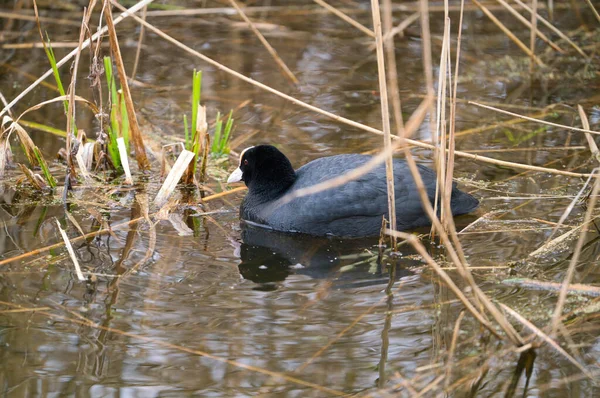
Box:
450;188;479;216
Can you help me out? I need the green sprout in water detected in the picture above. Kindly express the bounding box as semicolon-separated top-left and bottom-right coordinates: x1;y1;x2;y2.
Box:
103;56;131;173
211;110;234;157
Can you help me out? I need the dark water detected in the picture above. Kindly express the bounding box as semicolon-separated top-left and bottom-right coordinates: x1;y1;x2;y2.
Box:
1;1;600;396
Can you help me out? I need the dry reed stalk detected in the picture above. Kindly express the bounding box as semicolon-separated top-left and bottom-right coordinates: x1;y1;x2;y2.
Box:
103;0;149;170
55;220;85;281
0;10;81;26
386;229;500;338
382;11;420;42
494;0;563;53
578;105;600;163
583;0;600;23
0;301;346;396
111;1;593;179
434;18;450;231
155;149;195;206
0;0;156;119
382;0;405;133
419;0;434;109
370;0;398;244
131;4;147;79
529;0;538;74
463;146;586;153
550;174;600;335
469;101;600;135
471;0;544;66
510;0;587;57
313;0;374;37
500;303;595;379
229;0;298;85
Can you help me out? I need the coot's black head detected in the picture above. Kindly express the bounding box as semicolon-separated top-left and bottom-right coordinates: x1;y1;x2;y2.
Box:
227;145;296;198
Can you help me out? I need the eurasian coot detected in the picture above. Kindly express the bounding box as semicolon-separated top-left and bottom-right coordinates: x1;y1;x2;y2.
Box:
227;145;479;237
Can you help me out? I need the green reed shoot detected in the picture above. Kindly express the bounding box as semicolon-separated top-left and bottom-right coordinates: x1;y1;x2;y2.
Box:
211;110;234;156
43;35;77;136
33;147;57;188
103;56;133;172
185;69;203;181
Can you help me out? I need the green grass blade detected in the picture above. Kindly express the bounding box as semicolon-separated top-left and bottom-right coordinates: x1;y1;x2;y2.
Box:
212;112;222;154
33;147;57;188
220;110;234;154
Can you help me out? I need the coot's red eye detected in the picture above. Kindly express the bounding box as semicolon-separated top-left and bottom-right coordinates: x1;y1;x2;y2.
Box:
243;159;249;166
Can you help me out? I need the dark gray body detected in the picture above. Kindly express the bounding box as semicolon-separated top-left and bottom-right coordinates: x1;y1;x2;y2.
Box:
240;154;479;237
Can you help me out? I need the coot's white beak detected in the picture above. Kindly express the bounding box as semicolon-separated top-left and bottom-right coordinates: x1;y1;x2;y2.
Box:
227;167;243;183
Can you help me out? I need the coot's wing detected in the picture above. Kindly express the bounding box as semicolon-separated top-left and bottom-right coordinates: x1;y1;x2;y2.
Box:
266;155;438;236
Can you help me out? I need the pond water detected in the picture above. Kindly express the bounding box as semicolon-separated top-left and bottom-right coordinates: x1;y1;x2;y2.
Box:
1;1;600;396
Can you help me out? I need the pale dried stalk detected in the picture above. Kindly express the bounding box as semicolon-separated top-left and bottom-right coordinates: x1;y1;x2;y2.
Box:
471;0;545;66
370;0;397;242
583;0;600;23
104;0;150;170
313;0;374;37
155;149;195;206
131;4;147;79
551;174;600;335
529;0;538;74
382;12;419;42
501;303;595;379
578;105;600;163
0;0;156;118
383;0;405;133
387;229;499;338
111;1;593;179
230;0;298;85
55;220;85;281
470;101;600;136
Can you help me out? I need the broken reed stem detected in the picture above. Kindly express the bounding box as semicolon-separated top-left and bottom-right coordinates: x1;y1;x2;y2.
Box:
229;0;298;85
0;187;246;267
130;4;147;79
103;0;150;170
0;0;156;119
370;0;398;245
155;149;195;205
529;0;538;74
110;1;593;179
471;0;544;66
382;0;405;133
313;0;375;37
550;171;600;335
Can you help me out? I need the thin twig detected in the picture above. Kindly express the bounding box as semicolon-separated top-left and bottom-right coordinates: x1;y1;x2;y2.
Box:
230;0;298;85
313;0;374;37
